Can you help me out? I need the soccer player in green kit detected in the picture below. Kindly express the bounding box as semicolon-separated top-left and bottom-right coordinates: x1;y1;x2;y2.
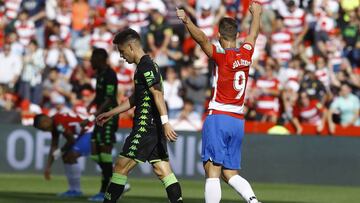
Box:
86;48;121;201
97;28;183;203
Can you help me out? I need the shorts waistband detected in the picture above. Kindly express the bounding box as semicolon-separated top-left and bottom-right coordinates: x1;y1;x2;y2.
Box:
208;109;244;119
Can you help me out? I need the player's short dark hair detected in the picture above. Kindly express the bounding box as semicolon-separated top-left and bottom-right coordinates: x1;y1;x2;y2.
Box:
219;17;238;41
91;48;108;62
113;28;141;45
33;114;47;128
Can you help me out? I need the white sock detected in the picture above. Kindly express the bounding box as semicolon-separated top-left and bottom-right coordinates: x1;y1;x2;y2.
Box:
205;178;221;203
64;163;82;192
228;175;258;203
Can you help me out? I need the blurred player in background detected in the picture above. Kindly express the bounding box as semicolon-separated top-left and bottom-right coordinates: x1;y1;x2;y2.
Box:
97;28;183;203
33;112;93;197
84;48;121;201
177;1;262;203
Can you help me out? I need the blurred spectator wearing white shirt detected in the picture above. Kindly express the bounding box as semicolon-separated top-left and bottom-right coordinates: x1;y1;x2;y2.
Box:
0;44;22;90
46;38;78;69
18;40;45;105
163;68;184;119
170;99;202;131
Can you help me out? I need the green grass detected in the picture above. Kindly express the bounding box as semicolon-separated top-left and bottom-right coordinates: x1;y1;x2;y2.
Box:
0;174;359;203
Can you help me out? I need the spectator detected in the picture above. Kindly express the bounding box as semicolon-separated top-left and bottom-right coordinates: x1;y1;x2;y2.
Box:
105;1;127;33
328;83;360;133
14;11;35;46
71;0;89;47
147;8;172;71
182;65;208;116
291;92;327;134
55;2;72;46
18;40;45;105
270;15;293;65
7;32;24;56
299;70;327;103
254;59;281;123
91;23;112;51
163;68;184;119
4;0;22;22
0;43;22;91
20;0;46;48
46;39;77;69
170;98;202;131
165;35;184;71
42;68;74;108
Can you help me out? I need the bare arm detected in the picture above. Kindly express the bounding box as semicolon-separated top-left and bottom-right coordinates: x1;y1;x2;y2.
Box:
290;117;303;134
96;94;135;126
177;8;213;57
149;84;177;141
244;1;262;46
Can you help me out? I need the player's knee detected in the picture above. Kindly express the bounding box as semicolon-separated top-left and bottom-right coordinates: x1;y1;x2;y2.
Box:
113;157;136;176
221;169;238;183
152;161;172;179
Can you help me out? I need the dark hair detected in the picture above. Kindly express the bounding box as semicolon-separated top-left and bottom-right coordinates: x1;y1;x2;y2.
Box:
91;48;108;62
113;28;141;45
219;17;238;41
33;114;46;128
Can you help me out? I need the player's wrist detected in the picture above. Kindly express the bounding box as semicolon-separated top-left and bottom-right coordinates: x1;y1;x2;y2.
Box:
161;115;169;125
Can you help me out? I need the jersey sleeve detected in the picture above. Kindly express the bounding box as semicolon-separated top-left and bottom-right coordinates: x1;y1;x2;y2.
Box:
139;62;161;89
239;43;254;61
211;44;225;65
53;115;65;134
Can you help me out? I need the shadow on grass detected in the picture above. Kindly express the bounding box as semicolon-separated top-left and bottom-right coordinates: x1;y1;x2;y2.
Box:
0;191;304;203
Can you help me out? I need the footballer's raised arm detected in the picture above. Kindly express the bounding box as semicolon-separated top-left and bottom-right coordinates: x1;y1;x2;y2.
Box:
176;8;213;58
244;1;262;46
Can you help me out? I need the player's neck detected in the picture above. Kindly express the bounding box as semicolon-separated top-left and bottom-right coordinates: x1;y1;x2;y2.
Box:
221;40;237;49
134;49;146;65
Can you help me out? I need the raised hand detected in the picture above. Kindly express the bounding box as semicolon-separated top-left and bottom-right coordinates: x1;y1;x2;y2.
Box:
249;1;262;15
176;8;189;24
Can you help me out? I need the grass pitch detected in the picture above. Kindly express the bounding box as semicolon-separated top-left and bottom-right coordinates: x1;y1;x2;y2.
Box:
0;174;359;203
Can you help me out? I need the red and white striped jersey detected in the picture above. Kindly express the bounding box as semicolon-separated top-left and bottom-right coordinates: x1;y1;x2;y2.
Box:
91;29;112;51
208;43;254;119
4;0;21;20
326;37;343;67
196;13;215;38
56;10;72;44
254;77;280;115
271;30;293;62
106;7;127;26
293;100;323;124
239;32;267;61
114;66;133;86
123;0;150;33
280;7;307;35
14;20;35;46
315;68;330;88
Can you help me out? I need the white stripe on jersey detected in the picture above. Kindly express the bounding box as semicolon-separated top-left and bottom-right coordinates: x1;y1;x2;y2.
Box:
208;100;245;114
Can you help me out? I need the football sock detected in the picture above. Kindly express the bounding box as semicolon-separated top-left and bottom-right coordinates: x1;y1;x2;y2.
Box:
161;173;183;203
99;153;113;193
228;175;258;203
90;154;100;163
103;173;127;203
205;178;221;203
64;163;81;192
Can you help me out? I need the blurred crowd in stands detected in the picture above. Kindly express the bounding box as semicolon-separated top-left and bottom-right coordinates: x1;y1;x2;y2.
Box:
0;0;359;133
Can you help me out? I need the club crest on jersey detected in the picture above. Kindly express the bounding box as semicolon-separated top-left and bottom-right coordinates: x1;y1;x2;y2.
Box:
243;44;252;50
233;59;251;68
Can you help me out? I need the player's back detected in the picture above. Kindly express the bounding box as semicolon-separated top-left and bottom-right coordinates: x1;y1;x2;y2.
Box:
208;43;254;118
53;112;92;135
